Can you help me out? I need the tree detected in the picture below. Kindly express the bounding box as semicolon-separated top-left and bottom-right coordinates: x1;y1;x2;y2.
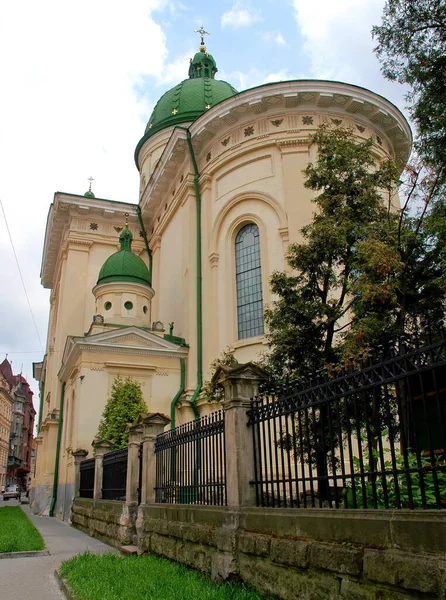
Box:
343;160;446;357
372;0;446;173
96;376;147;450
264;125;399;381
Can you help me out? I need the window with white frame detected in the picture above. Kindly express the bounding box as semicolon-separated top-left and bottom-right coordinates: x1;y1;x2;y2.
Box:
235;223;264;339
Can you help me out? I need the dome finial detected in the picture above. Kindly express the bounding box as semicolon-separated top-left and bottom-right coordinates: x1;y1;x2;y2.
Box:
120;214;133;251
194;24;210;52
84;176;95;198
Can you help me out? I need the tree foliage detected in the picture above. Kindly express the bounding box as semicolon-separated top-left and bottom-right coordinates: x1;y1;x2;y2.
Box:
372;0;446;172
344;160;446;356
96;376;147;450
264;125;399;380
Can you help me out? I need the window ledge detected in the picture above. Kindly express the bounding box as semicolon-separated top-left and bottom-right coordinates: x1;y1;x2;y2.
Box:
232;335;267;349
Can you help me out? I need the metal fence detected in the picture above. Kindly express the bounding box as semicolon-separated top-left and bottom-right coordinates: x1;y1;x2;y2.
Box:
248;333;446;510
155;411;226;505
102;448;128;501
79;457;95;498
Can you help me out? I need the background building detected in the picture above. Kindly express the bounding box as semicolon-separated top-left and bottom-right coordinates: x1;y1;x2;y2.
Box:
32;40;411;520
0;358;35;490
0;362;13;490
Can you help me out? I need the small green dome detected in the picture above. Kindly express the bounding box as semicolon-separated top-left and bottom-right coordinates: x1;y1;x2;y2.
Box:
84;189;95;198
97;227;150;287
135;44;238;165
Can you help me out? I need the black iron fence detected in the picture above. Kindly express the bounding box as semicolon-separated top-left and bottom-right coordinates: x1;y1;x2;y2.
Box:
79;457;95;498
102;448;128;501
248;333;446;509
155;411;226;505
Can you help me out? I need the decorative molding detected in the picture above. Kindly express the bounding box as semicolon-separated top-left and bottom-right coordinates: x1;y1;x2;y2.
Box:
209;252;219;268
278;227;289;242
277;138;310;149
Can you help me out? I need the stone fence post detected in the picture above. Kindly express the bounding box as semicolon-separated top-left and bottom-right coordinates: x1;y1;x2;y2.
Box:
125;424;143;505
140;413;170;505
92;439;113;500
72;449;88;498
214;362;266;508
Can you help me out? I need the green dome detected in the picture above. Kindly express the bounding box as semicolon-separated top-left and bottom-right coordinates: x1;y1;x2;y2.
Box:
143;78;238;137
97;227;151;287
135;44;238;165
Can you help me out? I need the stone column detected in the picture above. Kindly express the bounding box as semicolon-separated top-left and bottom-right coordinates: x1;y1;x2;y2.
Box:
92;440;113;500
214;362;266;508
140;413;170;505
72;449;88;498
125;424;143;504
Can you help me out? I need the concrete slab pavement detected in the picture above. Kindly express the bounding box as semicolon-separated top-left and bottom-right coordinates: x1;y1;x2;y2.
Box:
0;500;116;600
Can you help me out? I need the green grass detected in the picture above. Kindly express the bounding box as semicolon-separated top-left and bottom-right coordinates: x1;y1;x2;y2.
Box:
59;552;265;600
0;506;45;553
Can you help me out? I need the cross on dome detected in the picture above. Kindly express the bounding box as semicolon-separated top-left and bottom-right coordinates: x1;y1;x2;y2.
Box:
194;25;210;47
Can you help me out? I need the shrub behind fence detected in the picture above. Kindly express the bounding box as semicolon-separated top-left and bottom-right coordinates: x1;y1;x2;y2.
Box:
248;333;446;509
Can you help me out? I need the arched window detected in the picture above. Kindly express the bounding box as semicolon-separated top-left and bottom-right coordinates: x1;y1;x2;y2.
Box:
235;223;264;339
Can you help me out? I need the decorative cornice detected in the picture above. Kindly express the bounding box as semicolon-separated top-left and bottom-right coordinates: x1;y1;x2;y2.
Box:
41;193;139;290
58;326;188;381
276;138;310;149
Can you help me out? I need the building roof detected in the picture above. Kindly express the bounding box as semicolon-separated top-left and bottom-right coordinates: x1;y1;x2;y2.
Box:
97;226;151;286
135;42;238;162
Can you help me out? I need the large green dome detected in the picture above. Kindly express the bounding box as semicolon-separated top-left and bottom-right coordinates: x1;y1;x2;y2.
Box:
135;43;238;165
97;227;151;287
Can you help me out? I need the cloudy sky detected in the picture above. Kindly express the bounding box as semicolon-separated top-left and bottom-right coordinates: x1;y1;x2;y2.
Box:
0;0;409;418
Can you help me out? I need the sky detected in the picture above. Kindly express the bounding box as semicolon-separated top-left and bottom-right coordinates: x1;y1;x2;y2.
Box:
0;0;410;420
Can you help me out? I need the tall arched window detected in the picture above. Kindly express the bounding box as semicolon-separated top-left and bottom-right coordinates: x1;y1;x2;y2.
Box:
235;223;264;339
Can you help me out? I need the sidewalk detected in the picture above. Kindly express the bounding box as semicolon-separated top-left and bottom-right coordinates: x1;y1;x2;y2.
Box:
0;502;115;600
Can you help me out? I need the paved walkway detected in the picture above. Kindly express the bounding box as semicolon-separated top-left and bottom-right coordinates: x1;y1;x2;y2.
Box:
0;499;115;600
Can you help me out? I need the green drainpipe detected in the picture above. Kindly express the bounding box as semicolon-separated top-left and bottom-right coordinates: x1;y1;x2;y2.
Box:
184;128;202;420
136;205;153;287
37;378;45;434
171;358;186;429
49;382;65;517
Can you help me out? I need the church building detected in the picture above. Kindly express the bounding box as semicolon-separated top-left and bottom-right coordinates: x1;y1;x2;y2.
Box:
31;32;411;519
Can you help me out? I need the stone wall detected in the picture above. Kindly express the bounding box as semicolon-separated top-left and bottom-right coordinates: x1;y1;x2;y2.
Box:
73;497;446;600
72;498;136;548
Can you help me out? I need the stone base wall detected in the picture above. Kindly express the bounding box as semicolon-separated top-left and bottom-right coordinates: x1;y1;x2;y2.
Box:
72;498;137;548
72;500;446;599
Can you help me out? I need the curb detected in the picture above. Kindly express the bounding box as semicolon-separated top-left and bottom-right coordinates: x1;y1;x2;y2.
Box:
54;570;76;600
0;549;50;559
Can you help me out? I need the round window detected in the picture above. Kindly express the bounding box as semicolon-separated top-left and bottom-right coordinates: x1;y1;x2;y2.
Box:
143;305;148;314
104;302;112;311
124;301;133;310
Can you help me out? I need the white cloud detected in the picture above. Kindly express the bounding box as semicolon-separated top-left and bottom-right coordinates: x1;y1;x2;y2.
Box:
291;0;409;112
263;70;290;84
262;31;286;46
220;67;295;91
221;2;261;29
0;0;186;408
156;50;195;86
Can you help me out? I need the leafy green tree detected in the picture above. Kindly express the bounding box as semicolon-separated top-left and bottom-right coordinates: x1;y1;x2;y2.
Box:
96;376;147;450
343;161;446;356
372;0;446;173
264;125;399;381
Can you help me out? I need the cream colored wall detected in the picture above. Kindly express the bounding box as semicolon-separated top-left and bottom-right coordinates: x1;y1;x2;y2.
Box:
138;128;176;197
142;106;398;389
35;213;146;496
56;349;182;489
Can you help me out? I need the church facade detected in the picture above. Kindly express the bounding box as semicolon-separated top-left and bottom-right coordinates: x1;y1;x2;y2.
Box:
31;39;411;519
